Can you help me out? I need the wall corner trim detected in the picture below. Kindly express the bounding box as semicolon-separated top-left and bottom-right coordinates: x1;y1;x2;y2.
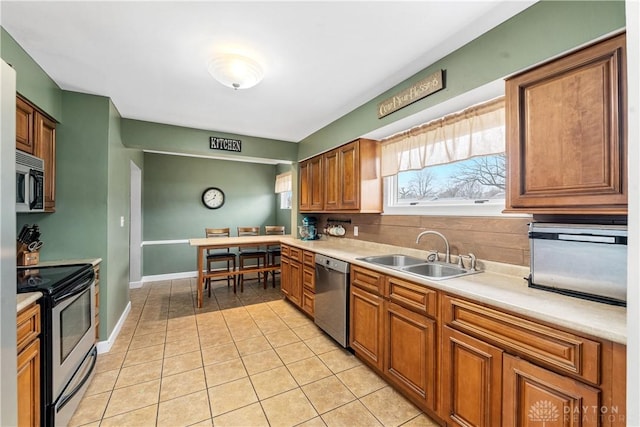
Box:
96;301;131;354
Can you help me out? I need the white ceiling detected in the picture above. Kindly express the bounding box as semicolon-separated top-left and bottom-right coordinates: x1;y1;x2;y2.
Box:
1;1;536;143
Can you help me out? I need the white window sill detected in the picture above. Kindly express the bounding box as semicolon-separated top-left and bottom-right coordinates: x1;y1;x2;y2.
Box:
383;202;531;217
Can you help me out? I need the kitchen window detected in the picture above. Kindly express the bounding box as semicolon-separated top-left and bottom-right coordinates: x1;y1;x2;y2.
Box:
275;171;292;209
381;97;507;216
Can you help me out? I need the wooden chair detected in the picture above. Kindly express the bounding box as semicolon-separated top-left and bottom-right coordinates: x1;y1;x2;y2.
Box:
237;226;267;292
265;225;285;288
205;228;236;295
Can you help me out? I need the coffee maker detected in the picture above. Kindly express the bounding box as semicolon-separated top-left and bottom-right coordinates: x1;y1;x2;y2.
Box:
298;216;319;240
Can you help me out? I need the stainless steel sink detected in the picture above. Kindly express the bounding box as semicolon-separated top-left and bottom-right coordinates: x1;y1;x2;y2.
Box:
358;254;480;280
401;262;474;280
358;254;426;267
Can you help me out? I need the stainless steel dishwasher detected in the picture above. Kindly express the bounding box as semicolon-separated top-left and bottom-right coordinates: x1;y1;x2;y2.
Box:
314;253;350;347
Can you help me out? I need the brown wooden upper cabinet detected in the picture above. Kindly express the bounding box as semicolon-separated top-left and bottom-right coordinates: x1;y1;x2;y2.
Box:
505;33;627;214
299;138;382;213
299;155;323;211
16;97;35;155
16;95;57;212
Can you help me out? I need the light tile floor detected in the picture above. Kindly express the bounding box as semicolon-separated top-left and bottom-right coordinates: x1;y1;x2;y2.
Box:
69;276;440;427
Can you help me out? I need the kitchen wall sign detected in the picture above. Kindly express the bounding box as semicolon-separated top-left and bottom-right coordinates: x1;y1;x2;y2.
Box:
377;69;445;119
210;136;242;152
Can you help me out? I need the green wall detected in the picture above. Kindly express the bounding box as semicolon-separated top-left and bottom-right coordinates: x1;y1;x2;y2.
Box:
0;28;62;120
121;118;297;163
142;152;279;275
106;100;143;336
16;92;111;336
298;0;626;159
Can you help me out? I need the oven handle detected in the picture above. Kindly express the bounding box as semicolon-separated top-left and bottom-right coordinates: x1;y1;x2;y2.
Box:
57;346;97;411
52;273;94;305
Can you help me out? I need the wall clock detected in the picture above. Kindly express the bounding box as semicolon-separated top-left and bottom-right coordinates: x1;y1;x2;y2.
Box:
202;187;225;209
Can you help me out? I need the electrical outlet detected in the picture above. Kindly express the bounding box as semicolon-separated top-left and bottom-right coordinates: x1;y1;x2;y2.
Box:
353;226;359;236
120;216;125;227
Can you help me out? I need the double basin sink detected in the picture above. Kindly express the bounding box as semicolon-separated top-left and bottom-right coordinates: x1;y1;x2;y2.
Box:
357;254;480;280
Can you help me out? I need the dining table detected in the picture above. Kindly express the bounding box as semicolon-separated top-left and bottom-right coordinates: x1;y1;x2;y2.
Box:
189;234;294;308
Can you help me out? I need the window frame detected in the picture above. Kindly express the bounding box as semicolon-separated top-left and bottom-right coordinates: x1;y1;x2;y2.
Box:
382;175;510;216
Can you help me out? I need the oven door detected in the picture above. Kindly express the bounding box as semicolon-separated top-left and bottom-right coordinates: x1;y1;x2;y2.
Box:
53;345;97;427
51;279;96;400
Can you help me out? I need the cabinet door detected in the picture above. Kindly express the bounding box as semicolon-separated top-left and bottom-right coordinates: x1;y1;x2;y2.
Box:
338;141;360;210
34;111;56;212
324;149;339;210
281;257;292;297
506;33;627;214
309;156;324;211
299;161;311;211
289;260;303;306
16;97;35;154
384;302;436;408
502;354;601;427
441;326;503;427
350;285;384;370
17;338;40;427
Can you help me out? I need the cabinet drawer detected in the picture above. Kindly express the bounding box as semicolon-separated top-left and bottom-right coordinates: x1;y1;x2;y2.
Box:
443;295;600;384
385;276;438;318
281;245;290;258
303;250;315;267
289;246;302;262
302;288;315;317
303;265;315;291
17;303;40;353
351;265;384;295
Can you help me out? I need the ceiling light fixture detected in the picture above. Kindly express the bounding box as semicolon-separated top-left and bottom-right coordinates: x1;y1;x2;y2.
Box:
207;54;264;90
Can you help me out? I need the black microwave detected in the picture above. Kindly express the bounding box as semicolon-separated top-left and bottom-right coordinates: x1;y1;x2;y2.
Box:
16;150;45;213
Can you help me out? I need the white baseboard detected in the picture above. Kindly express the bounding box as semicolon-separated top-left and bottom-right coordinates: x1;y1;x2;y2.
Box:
141;271;197;283
96;301;131;354
129;280;143;289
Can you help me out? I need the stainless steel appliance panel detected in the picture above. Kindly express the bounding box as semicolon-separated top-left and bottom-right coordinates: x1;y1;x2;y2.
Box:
16;150;45;212
529;223;627;305
52;280;96;399
54;346;97;427
314;254;350;347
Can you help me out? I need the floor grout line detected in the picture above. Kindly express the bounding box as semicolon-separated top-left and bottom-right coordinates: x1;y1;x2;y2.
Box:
69;278;438;427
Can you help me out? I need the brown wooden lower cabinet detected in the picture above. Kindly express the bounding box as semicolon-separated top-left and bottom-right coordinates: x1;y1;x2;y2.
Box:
281;254;302;305
17;302;41;427
281;245;314;317
441;326;503;427
349;284;384;370
384;301;436;408
301;258;315;317
502;354;601;427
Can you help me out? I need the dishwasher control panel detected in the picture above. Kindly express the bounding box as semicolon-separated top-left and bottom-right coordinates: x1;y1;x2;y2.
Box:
315;253;350;274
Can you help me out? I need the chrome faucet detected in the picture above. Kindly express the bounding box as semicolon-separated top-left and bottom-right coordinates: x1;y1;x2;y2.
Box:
416;230;451;264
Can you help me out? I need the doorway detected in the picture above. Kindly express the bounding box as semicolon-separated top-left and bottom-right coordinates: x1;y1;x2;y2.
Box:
129;161;142;287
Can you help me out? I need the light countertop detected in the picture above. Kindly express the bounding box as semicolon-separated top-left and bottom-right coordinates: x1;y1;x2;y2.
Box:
17;292;42;313
282;237;626;344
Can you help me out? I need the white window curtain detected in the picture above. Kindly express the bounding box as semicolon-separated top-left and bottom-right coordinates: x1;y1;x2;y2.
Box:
380;97;505;177
274;172;292;193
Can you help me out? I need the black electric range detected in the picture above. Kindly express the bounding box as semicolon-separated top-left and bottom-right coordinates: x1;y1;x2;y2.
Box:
17;263;97;427
17;263;94;296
